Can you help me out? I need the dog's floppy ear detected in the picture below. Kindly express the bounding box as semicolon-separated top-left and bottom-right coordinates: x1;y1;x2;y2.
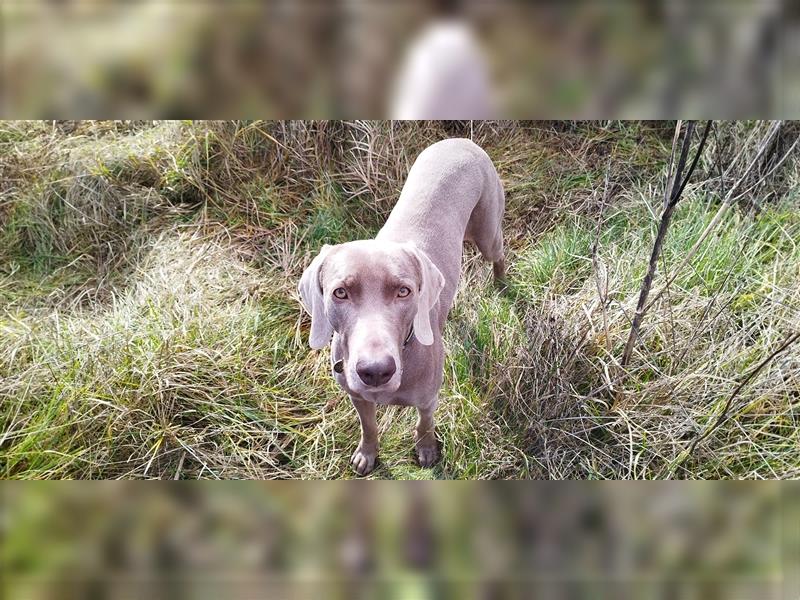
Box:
298;244;335;349
406;245;445;346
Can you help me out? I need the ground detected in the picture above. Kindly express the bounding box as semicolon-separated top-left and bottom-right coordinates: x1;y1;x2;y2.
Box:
1;120;798;479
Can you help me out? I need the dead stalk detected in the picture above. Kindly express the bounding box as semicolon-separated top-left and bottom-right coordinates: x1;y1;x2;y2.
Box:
592;173;615;356
643;121;786;314
621;120;712;368
676;331;800;471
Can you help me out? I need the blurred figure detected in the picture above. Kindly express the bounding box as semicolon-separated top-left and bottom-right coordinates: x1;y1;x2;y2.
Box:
1;0;793;118
390;9;496;119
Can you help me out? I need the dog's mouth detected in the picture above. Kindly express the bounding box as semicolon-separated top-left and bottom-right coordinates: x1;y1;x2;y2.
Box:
350;375;403;394
340;359;403;396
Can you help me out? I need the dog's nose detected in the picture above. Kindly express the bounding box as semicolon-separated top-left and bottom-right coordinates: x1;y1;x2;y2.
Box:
356;356;397;387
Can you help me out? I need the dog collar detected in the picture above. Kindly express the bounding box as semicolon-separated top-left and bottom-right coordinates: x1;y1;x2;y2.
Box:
332;326;415;374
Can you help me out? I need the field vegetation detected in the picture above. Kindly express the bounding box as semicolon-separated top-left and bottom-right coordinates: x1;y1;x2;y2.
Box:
1;120;798;479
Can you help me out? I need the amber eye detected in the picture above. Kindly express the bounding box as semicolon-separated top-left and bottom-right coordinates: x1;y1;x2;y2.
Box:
333;287;348;299
398;286;411;298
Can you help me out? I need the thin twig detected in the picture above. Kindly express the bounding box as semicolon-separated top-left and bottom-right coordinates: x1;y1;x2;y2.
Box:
680;331;800;464
643;121;785;314
621;120;712;368
592;173;615;355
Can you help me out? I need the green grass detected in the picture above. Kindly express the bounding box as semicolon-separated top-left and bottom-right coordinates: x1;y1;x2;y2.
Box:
1;120;799;479
513;222;594;294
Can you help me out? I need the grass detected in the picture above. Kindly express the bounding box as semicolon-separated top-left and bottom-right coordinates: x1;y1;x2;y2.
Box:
0;120;798;479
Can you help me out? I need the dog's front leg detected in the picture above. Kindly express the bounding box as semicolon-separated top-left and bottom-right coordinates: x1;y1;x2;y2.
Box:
351;397;379;476
414;401;440;468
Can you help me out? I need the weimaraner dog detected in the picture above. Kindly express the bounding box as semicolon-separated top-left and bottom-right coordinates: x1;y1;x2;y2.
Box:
298;138;505;475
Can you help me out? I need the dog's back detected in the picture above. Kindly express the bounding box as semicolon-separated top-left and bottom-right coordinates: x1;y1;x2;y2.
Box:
378;138;505;307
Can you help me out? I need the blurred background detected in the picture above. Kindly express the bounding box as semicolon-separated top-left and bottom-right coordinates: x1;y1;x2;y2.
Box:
2;2;798;595
1;0;797;118
1;483;793;600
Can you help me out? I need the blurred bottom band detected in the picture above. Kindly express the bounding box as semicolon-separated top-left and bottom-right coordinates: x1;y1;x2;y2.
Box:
1;482;796;600
3;579;788;600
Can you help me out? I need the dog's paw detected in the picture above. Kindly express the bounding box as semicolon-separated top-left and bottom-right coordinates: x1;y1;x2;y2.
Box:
414;431;440;468
351;445;378;476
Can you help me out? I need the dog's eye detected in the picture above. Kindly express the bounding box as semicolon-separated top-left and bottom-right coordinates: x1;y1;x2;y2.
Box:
398;286;411;298
333;287;348;299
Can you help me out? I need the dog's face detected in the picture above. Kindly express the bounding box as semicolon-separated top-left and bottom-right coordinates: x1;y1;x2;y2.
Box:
298;240;444;396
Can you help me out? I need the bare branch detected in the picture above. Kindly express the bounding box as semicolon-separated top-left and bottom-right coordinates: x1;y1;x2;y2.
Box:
621;121;712;368
643;121;785;314
676;331;800;470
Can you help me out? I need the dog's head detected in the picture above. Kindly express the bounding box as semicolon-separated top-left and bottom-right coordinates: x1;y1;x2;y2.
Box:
298;240;444;395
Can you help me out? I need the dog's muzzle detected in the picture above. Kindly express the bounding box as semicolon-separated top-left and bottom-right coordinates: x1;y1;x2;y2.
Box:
332;325;415;375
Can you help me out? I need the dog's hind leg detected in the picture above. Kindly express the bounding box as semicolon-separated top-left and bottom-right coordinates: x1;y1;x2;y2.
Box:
466;176;506;287
492;254;506;286
480;230;506;288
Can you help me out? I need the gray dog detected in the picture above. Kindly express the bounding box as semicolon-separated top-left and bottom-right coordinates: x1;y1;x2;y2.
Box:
298;138;505;475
